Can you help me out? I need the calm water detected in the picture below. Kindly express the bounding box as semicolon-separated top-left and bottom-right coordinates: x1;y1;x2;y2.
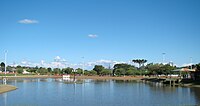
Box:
0;78;200;106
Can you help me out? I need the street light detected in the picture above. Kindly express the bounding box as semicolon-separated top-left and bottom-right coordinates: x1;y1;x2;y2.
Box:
190;57;193;70
3;51;7;85
82;57;84;75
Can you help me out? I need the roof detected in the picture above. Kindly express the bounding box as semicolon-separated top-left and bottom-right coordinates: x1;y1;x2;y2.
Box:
172;68;195;72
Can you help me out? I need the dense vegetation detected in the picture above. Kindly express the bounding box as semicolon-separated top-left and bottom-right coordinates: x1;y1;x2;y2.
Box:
1;60;200;77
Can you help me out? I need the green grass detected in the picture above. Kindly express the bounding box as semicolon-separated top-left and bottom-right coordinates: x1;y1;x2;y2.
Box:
0;74;16;76
0;73;36;76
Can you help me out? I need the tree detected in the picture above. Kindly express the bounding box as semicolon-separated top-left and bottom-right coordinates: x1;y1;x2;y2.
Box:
89;70;97;75
16;68;23;74
37;67;48;75
47;67;52;72
193;63;200;80
0;62;5;71
76;68;83;75
7;66;12;73
126;69;134;76
114;68;125;76
132;59;147;68
160;64;175;75
53;68;61;75
146;63;175;75
0;62;5;68
15;65;23;74
113;63;136;76
146;63;161;75
28;68;37;73
196;63;200;71
93;65;104;75
62;67;73;74
100;69;112;76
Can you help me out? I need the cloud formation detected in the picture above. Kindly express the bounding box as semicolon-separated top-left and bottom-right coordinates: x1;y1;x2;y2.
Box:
8;56;197;69
88;34;98;38
18;19;39;24
9;57;131;70
181;63;193;67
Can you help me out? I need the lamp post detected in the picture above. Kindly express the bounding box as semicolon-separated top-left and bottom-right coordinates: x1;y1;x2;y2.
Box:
3;51;7;85
190;57;193;70
82;57;84;75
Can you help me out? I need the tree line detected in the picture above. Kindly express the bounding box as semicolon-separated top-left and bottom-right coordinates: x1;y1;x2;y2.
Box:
1;59;200;76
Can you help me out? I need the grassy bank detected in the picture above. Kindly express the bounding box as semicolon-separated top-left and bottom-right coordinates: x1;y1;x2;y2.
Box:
0;85;17;94
0;75;62;79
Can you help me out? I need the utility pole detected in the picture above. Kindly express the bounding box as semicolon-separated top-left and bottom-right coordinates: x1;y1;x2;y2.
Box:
82;57;84;75
108;63;111;76
190;57;193;70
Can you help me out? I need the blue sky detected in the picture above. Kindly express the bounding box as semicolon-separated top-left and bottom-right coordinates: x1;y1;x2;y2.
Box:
0;0;200;68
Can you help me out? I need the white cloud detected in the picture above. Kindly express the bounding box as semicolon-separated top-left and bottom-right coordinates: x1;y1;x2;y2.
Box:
61;59;66;62
54;56;61;62
88;34;98;38
41;60;45;66
181;63;193;67
18;19;38;24
8;57;134;70
84;60;128;70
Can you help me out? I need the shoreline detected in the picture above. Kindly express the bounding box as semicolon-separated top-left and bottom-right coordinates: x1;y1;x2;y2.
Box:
1;75;200;87
0;75;62;79
0;85;17;94
1;75;143;80
75;75;143;80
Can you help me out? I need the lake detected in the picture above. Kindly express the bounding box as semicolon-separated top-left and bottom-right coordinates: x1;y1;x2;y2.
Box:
0;78;200;106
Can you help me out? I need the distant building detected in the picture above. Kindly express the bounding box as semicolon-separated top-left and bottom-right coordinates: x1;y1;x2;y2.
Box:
172;68;196;79
172;68;195;72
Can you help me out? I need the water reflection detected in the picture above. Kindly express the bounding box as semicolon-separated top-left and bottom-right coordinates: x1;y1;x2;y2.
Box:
90;79;108;84
191;88;200;104
0;78;200;106
114;79;138;83
2;93;7;106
